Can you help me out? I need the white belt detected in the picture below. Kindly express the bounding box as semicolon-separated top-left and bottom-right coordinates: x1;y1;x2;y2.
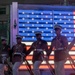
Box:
34;49;43;52
55;48;64;51
1;54;7;57
14;52;21;55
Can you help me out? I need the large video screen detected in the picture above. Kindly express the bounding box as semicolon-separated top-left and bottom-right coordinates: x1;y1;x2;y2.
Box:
18;5;75;69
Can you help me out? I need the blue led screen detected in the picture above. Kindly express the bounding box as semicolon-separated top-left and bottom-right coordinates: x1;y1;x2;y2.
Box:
18;6;75;42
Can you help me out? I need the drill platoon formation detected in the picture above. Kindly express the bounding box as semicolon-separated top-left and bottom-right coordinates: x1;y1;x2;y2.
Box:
0;24;75;75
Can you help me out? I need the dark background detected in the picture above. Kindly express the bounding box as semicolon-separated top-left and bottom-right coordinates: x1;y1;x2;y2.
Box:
0;0;75;6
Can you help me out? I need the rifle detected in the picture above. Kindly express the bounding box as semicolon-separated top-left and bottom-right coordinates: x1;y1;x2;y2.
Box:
45;59;55;75
41;53;55;75
66;37;75;68
67;37;75;51
24;58;34;75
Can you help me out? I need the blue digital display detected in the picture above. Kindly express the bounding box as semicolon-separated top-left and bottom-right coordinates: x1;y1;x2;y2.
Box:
18;7;75;42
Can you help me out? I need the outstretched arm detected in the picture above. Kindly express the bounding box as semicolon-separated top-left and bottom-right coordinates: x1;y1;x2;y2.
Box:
26;43;35;56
